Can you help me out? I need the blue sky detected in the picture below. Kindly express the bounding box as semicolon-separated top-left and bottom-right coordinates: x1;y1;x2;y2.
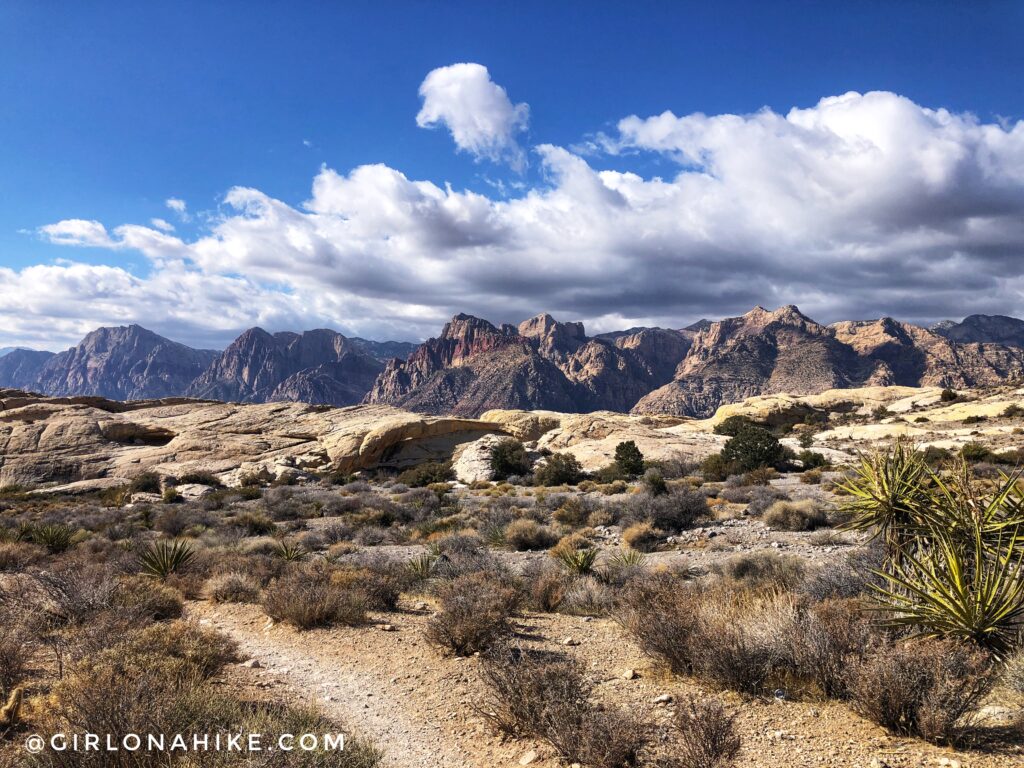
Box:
2;1;1024;349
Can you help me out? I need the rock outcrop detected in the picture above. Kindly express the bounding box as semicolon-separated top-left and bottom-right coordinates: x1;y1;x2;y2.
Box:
8;326;218;400
932;314;1024;348
187;328;383;405
633;307;1024;417
364;313;690;416
0;390;508;488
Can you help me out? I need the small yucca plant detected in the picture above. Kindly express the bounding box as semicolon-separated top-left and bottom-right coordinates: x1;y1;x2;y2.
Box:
139;539;195;579
407;551;437;580
607;548;648;569
31;523;75;554
554;546;599;576
273;540;307;562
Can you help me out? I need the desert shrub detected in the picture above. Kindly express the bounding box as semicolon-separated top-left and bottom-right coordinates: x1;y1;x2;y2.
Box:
521;561;566;612
960;441;993;462
940;388;958;402
919;445;952;466
847;638;995;743
713;415;759;436
425;572;518;655
623;488;708;533
177;470;223;487
504;518;560;551
397;461;454;487
800;541;886;602
127;620;239;678
560;576;615;617
262;564;366;629
30;523;76;554
622;522;661;552
534;452;584;486
615;573;703;675
795;598;876;699
801;468;823;485
477;643;648;768
797;450;826;469
669;696;742;768
129;472;162;494
205;571;261;603
1003;648;1024;696
641;467;668;495
116;575;184;620
688;589;801;693
1002;403;1024;418
745;486;789;516
0;541;46;572
699;453;734;482
962;414;987;425
739;466;777;486
592;462;628;484
763;499;830;531
720;426;786;472
0;623;30;692
490;438;533;480
229;510;276;536
339;555;406;611
715;551;806;591
613;440;645;476
552;496;596;527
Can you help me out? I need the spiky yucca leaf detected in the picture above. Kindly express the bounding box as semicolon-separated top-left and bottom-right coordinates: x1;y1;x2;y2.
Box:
837;440;932;548
607;548;648;568
138;539;195;579
872;520;1024;657
554;546;598;575
273;540;307;562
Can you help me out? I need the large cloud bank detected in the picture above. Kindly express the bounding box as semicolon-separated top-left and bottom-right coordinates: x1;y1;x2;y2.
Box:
8;76;1024;349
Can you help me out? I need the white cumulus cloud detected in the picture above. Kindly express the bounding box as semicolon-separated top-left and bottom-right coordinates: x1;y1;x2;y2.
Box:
11;89;1024;350
416;63;529;170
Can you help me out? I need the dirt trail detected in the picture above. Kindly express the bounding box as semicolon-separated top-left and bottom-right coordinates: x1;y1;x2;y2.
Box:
189;601;541;768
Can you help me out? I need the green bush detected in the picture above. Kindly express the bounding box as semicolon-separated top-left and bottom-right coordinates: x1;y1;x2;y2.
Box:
940;388;958;402
489;438;533;480
720;426;785;472
797;449;826;469
613;440;645;476
713;415;758;437
129;472;162;494
534;452;583;486
397;461;454;487
960;442;993;462
700;454;734;482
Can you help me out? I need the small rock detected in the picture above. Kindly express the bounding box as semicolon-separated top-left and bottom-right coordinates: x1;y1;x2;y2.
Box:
562;637;580;646
240;659;261;669
519;750;539;766
622;669;637;680
653;694;673;705
380;624;396;632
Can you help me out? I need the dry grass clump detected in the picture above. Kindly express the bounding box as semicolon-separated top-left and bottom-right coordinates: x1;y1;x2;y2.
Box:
0;541;46;572
668;695;742;768
794;597;876;699
622;521;661;552
504;518;560;551
125;619;239;678
425;572;519;656
115;574;184;620
262;563;367;629
715;551;806;591
847;638;996;744
1003;648;1024;697
521;560;567;612
763;499;830;531
204;570;261;603
477;643;648;768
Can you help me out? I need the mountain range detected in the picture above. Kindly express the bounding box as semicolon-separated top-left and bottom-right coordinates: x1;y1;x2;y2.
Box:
1;309;1022;417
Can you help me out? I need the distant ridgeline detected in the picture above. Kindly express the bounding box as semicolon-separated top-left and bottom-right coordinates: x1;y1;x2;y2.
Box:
2;309;1023;417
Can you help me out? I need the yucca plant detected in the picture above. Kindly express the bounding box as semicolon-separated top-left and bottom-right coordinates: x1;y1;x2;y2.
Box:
273;540;307;562
407;551;437;580
871;518;1024;657
606;548;648;569
138;539;195;579
31;523;75;554
553;545;599;576
838;440;933;559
